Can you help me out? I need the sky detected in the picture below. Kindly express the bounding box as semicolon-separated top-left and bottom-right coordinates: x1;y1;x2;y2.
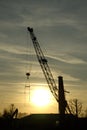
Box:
0;0;87;114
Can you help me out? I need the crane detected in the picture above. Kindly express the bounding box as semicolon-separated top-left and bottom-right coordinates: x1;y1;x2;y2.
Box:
27;27;71;115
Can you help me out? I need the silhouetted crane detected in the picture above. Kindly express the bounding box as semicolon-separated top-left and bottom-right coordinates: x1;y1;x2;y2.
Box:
27;27;71;116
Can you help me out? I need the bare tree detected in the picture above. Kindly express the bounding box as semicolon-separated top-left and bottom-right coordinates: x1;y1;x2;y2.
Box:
84;108;87;117
68;99;82;117
2;104;18;118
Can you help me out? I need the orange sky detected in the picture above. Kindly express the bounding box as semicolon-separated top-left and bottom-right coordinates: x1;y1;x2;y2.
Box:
0;0;87;114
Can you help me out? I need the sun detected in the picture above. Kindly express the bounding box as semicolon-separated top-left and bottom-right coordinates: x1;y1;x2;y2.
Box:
31;88;51;107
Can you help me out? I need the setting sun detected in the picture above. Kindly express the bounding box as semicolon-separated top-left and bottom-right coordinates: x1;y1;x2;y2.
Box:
31;88;52;107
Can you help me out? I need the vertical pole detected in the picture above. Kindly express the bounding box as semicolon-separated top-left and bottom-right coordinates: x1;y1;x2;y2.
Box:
58;76;66;124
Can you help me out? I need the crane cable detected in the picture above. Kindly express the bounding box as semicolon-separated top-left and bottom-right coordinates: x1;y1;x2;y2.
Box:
24;30;32;102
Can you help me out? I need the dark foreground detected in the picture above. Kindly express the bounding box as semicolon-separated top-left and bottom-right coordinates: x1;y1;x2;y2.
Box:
0;114;87;130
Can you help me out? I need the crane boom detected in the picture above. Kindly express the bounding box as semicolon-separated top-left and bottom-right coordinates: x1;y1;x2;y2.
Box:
27;27;71;115
27;27;58;102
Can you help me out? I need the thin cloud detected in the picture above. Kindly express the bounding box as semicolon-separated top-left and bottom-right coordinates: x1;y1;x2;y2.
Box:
47;53;86;64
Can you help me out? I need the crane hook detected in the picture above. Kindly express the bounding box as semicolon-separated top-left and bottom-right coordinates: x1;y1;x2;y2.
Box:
26;72;30;79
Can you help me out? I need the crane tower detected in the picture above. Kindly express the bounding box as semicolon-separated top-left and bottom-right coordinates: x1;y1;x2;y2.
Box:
27;27;71;115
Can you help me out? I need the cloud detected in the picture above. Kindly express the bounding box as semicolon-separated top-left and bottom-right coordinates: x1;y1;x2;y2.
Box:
47;53;86;64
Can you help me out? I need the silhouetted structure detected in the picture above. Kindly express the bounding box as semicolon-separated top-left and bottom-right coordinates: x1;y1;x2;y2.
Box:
0;114;87;130
27;27;71;116
58;76;67;124
11;108;18;119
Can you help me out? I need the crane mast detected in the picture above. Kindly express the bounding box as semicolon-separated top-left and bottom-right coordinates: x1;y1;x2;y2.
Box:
27;27;71;115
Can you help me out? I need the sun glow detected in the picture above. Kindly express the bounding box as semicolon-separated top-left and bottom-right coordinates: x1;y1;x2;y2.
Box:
31;88;51;107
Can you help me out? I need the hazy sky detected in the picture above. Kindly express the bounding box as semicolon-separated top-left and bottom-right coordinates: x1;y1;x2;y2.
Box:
0;0;87;114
